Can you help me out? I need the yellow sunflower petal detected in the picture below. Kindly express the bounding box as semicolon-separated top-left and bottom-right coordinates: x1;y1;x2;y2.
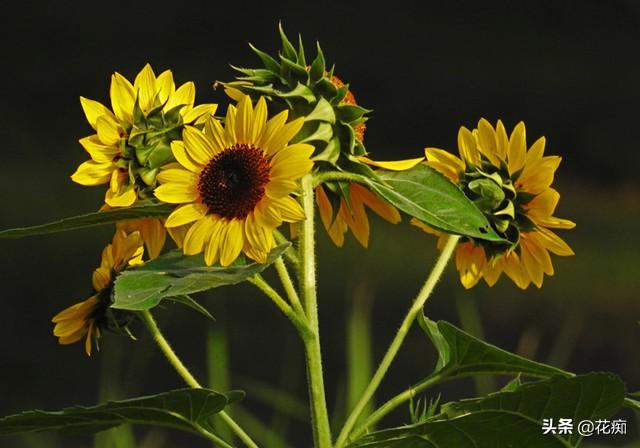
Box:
79;135;120;163
272;196;305;222
165;203;207;228
219;219;244;266
457;127;480;166
183;125;216;164
270;144;314;180
266;178;299;198
71;161;114;186
255;200;282;227
157;167;198;185
507;122;527;174
251;97;268;142
92;267;111;291
526;136;546;166
424;147;465;181
80;97;115;130
183;103;218;125
259;110;289;154
154;182;198;204
156;70;175;106
456;243;485;289
105;186;137;207
96;115;121;146
235;95;254;143
521;240;544;288
110;72;135;123
535;228;574;256
166;81;196;111
502;251;531;289
265;117;304;154
204;117;228;154
517;156;561;194
225;105;238;143
183;217;216;256
134;63;157;113
495;119;509;159
204;220;225;266
170;141;201;173
244;212;273;254
476;118;499;164
357;156;424;171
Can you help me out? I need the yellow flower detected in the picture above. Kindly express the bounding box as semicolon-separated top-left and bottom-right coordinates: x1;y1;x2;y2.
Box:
155;95;314;266
52;230;144;356
72;63;217;207
415;119;575;289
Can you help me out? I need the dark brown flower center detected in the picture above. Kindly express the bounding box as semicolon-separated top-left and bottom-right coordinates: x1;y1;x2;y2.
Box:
198;144;271;219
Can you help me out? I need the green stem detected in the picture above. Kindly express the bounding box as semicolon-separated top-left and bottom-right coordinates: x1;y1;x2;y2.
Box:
300;174;333;448
139;310;258;448
335;235;460;448
249;274;313;340
274;229;299;266
350;372;448;441
312;171;369;188
274;256;305;315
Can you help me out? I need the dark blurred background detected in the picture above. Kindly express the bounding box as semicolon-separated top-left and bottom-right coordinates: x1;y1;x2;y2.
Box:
1;1;639;447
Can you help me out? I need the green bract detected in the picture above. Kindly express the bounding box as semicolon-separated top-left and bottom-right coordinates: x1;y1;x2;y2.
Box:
221;24;372;175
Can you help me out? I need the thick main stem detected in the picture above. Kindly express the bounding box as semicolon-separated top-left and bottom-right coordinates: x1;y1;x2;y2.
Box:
335;235;460;448
300;174;333;448
140;310;258;448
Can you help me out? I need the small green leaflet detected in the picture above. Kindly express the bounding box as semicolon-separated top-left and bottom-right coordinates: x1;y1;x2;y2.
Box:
0;388;243;438
366;165;505;242
112;244;290;311
347;374;625;448
0;203;173;239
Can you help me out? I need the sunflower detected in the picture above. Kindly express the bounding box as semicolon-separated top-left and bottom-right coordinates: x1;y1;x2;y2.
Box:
413;118;575;289
72;63;216;257
52;230;144;356
155;95;314;266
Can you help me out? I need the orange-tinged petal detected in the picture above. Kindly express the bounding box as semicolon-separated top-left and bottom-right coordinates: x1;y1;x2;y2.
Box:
316;186;335;233
535;228;574;256
351;183;400;224
339;196;370;248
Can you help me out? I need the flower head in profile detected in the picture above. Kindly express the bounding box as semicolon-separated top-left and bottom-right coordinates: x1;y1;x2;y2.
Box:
72;64;217;206
155;95;314;266
52;230;144;356
414;119;575;289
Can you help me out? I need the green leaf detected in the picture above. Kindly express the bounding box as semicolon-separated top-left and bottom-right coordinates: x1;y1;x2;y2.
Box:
0;203;173;239
348;373;625;448
335;104;371;123
167;295;214;320
419;316;569;380
0;388;243;439
112;243;290;311
309;42;326;84
366;165;505;241
278;22;298;62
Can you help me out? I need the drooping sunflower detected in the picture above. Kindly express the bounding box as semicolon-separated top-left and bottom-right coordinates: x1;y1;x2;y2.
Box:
414;118;575;289
155;95;314;266
72;63;216;257
52;230;144;356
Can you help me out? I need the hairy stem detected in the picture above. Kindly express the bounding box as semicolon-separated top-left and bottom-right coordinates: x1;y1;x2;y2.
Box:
139;310;258;448
249;274;313;340
274;256;305;315
299;174;333;448
335;235;460;448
